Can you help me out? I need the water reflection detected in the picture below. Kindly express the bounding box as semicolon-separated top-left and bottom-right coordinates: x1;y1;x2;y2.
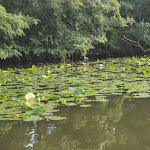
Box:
0;95;150;150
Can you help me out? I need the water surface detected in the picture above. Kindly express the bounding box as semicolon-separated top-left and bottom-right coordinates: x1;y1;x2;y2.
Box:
1;95;150;150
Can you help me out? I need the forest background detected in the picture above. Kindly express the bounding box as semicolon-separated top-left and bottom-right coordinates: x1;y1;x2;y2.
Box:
0;0;150;63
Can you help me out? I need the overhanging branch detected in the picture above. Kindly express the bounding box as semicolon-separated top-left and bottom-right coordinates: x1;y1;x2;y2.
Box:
121;35;150;53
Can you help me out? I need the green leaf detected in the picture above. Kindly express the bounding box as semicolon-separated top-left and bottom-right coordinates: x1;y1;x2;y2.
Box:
44;116;66;120
73;88;84;96
65;102;77;106
32;107;45;115
23;116;43;121
80;104;92;108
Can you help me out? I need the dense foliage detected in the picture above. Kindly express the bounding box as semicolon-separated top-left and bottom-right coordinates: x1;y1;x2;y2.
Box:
0;0;150;61
0;3;39;59
0;0;135;61
104;0;150;56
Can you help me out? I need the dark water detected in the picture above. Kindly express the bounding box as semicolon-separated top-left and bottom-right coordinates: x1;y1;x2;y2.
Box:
0;95;150;150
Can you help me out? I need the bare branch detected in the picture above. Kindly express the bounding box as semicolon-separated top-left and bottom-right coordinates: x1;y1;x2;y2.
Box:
121;35;150;53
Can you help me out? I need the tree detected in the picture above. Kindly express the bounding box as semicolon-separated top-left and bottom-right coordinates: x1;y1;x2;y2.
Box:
0;0;133;60
121;0;150;53
0;4;39;59
104;0;150;56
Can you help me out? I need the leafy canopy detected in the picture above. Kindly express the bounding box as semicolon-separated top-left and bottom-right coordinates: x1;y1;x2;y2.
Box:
0;4;39;59
0;0;134;59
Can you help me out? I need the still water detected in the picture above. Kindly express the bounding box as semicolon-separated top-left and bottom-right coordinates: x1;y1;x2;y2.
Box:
0;95;150;150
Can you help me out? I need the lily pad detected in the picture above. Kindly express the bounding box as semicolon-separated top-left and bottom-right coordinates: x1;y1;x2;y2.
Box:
133;93;150;98
65;102;77;107
80;104;92;108
23;116;43;121
0;117;10;121
44;116;66;120
44;109;59;113
97;98;109;102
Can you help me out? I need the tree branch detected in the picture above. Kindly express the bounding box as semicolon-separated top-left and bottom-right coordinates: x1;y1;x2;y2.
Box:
121;35;150;53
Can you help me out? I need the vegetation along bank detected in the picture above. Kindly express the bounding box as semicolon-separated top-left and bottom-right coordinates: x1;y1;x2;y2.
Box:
0;0;150;64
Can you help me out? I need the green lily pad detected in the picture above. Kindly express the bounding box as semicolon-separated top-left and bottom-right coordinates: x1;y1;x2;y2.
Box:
65;102;77;107
23;116;43;121
0;117;10;120
80;104;92;108
133;93;150;98
97;98;109;102
44;109;59;113
44;116;66;120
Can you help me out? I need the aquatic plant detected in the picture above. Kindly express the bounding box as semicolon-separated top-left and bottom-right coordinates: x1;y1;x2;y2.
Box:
0;56;149;121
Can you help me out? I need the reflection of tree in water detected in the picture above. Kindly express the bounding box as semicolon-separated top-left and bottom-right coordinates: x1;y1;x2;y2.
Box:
0;95;126;150
0;121;17;135
1;95;150;150
32;95;127;150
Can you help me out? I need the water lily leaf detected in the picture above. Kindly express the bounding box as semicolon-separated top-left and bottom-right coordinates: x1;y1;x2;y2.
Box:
47;95;60;100
0;116;10;120
74;94;84;100
96;95;107;99
111;92;122;95
73;88;84;96
26;69;33;73
133;93;150;98
65;102;77;106
10;117;22;121
49;65;56;69
143;70;147;75
32;107;45;115
97;98;109;102
145;67;150;71
44;109;59;113
32;65;37;69
23;116;43;121
7;68;13;71
72;67;76;71
87;89;95;93
44;116;66;120
43;112;53;116
80;104;92;108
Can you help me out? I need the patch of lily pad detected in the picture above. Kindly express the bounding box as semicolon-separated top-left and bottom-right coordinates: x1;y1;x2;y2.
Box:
0;56;150;121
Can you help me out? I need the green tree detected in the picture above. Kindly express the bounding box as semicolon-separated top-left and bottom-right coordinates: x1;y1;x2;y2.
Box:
0;4;38;59
1;0;133;60
103;0;150;56
121;0;150;53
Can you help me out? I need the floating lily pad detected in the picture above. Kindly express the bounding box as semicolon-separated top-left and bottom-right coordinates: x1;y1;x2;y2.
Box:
0;117;10;121
44;116;66;120
44;109;59;113
97;98;109;102
23;116;43;121
133;93;150;98
65;102;77;107
80;104;92;108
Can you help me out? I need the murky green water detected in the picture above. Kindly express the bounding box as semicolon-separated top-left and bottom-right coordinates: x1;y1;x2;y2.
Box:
0;95;150;150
